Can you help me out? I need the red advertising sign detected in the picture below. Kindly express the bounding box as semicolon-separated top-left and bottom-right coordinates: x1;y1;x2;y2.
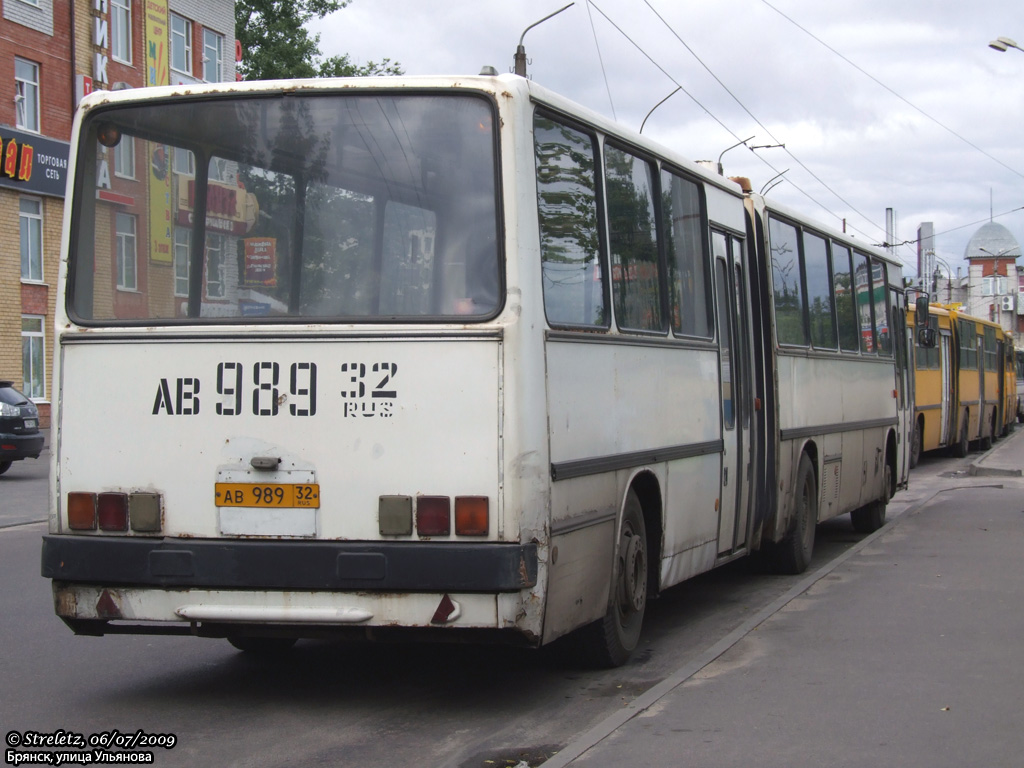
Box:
244;238;277;287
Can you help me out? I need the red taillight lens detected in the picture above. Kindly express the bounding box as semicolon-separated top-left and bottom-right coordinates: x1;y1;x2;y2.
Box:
416;496;450;536
67;492;97;530
455;496;489;536
98;492;129;531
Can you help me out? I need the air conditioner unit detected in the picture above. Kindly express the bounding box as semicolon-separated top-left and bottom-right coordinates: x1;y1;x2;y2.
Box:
1001;295;1015;311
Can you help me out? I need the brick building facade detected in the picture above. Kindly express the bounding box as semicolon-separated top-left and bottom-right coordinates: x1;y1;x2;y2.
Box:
1;0;234;426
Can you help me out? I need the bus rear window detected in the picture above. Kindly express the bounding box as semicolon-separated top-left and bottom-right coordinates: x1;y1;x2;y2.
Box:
69;92;501;324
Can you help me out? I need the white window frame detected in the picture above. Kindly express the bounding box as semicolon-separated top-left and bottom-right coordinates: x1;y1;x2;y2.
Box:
116;212;138;291
15;57;40;133
20;196;44;282
173;147;195;176
206;234;225;298
202;29;223;82
110;0;132;65
174;227;190;297
21;315;45;401
170;13;193;75
17;0;42;7
114;135;135;180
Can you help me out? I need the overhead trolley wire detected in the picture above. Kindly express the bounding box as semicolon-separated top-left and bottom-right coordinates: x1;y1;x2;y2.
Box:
759;0;1024;184
640;0;884;241
586;0;890;251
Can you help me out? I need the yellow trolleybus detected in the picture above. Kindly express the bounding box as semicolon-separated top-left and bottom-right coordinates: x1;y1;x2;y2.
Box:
909;304;1012;464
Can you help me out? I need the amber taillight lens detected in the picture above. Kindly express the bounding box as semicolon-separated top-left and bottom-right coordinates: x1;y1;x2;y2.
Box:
67;492;97;530
455;496;489;535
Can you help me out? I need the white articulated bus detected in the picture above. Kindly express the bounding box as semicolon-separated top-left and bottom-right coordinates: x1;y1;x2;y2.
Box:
42;73;910;666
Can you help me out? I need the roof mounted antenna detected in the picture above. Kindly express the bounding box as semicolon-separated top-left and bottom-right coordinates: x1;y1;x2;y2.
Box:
514;3;575;77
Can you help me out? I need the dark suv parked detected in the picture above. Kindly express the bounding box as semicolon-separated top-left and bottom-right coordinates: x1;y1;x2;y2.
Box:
0;381;44;475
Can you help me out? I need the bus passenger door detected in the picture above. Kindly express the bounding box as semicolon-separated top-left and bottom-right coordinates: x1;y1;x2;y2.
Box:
713;232;752;556
940;330;952;444
890;289;912;486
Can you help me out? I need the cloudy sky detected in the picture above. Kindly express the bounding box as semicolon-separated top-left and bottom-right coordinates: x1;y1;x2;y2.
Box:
312;0;1024;279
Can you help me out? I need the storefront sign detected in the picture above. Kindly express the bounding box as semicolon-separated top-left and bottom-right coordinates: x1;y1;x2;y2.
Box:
0;127;70;197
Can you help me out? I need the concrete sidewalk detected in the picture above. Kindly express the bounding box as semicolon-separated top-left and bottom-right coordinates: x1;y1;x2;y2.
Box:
545;430;1024;768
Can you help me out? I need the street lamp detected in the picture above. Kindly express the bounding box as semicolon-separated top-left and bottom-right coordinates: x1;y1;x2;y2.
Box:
989;36;1024;54
931;257;959;304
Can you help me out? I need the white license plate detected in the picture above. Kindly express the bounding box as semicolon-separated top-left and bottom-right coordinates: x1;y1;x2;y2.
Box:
23;419;36;429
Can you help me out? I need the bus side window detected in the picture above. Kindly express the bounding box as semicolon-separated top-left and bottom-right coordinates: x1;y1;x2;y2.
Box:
661;170;711;338
831;244;859;352
872;259;891;356
854;252;876;354
534;113;607;329
803;231;836;349
604;144;662;333
768;217;807;346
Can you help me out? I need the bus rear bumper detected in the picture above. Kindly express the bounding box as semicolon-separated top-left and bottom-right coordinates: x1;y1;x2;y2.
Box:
41;535;537;591
42;536;542;642
49;582;535;640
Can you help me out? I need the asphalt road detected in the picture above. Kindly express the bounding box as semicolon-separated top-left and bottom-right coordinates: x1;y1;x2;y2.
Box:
0;448;1001;767
0;447;48;528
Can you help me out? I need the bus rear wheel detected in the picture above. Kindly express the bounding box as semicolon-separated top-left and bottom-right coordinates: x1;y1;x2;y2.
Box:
575;490;648;668
909;420;922;469
768;453;816;575
951;416;969;458
227;636;297;654
980;414;995;450
851;461;890;534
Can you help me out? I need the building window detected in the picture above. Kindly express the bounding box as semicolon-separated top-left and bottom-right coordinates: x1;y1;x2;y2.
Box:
15;57;40;132
21;316;45;400
206;234;225;298
203;29;223;82
114;135;135;179
982;276;1007;296
111;0;132;64
174;227;190;296
20;197;43;282
173;147;195;176
116;212;137;290
170;13;192;75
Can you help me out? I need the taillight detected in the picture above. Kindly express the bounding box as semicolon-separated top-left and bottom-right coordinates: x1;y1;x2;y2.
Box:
129;493;162;532
67;492;97;530
98;493;129;531
416;496;450;536
66;491;162;533
379;495;413;536
454;496;488;535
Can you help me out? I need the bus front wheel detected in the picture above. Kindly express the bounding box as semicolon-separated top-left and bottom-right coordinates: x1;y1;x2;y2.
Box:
576;490;648;668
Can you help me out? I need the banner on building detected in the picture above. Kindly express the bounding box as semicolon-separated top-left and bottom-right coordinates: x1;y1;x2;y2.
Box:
146;0;172;263
244;238;278;287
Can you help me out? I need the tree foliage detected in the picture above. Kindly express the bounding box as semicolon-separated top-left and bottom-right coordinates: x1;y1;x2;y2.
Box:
235;0;402;81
